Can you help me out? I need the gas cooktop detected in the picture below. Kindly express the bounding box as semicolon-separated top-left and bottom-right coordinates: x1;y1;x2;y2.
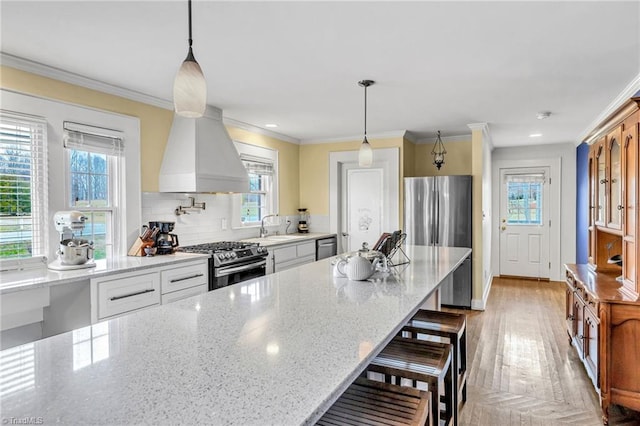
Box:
177;241;267;267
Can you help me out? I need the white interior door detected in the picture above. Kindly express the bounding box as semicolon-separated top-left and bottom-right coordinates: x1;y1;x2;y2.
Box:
499;167;550;278
342;168;383;252
329;148;399;255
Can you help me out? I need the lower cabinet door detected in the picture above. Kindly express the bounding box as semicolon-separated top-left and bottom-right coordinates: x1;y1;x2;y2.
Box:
96;272;160;320
583;307;600;389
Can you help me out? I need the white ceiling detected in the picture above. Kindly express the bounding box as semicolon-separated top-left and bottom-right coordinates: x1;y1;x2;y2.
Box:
1;1;639;147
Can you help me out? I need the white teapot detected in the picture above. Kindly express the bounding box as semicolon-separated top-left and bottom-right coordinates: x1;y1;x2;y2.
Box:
334;253;380;281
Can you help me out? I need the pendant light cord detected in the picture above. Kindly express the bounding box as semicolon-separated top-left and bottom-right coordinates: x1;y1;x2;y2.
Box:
364;84;367;137
188;0;193;49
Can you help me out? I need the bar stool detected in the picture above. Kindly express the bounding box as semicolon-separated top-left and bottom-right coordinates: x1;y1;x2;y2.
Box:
402;309;467;420
316;377;432;426
366;336;454;426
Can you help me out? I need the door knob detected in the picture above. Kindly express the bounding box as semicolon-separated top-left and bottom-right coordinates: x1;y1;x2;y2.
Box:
501;226;506;231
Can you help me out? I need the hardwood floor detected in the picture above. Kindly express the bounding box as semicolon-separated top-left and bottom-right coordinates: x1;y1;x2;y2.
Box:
453;277;640;426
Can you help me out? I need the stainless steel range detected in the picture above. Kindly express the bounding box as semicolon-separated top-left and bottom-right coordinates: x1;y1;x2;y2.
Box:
177;242;268;290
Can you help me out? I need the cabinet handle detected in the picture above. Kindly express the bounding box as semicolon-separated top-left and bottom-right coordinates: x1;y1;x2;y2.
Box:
617;205;624;210
170;273;204;283
600;179;608;184
567;315;575;320
110;288;155;301
578;334;586;340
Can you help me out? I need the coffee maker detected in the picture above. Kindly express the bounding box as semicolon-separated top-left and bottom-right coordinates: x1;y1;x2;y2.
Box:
148;221;179;254
297;208;309;233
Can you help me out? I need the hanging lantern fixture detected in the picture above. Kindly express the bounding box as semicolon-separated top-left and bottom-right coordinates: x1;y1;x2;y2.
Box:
431;130;447;170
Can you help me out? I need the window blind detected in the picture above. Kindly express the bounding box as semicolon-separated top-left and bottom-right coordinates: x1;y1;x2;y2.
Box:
0;110;48;260
63;121;124;156
504;172;545;184
241;155;274;176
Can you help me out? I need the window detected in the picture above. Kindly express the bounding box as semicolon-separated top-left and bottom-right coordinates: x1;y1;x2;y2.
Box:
64;122;123;260
233;142;278;227
506;173;544;225
0;112;47;260
241;157;275;224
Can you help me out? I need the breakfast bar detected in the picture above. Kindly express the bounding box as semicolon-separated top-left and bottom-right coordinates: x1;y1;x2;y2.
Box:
0;245;471;425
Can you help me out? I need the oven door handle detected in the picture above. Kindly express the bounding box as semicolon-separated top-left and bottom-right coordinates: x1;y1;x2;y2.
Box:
216;260;267;277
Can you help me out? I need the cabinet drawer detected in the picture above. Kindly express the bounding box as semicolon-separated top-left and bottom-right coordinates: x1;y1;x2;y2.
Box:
297;241;315;257
97;272;160;320
161;262;208;294
161;284;207;305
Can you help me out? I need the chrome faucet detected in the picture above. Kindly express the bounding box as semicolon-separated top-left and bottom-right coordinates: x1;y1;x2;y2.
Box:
260;214;279;238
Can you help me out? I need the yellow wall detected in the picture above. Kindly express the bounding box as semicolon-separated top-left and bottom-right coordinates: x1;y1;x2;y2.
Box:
414;140;472;176
470;128;484;302
226;127;300;216
0;66;173;192
0;66;300;200
299;137;404;216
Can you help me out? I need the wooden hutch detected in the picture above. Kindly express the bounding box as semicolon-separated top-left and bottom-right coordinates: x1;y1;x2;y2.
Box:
565;96;640;424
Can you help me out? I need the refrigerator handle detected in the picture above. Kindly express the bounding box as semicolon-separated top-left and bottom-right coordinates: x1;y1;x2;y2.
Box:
435;188;440;245
431;187;436;245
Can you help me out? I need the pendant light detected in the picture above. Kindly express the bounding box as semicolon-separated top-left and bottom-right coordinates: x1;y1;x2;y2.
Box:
358;80;375;167
173;0;207;118
431;130;447;170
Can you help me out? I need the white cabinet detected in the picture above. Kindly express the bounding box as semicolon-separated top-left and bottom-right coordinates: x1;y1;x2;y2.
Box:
92;270;161;322
160;260;208;304
91;259;208;323
272;241;316;272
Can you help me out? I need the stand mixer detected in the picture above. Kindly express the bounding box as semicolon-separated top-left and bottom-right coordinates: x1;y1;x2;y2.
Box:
47;211;96;270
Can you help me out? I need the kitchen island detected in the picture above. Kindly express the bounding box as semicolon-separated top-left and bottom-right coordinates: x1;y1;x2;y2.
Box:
0;245;471;425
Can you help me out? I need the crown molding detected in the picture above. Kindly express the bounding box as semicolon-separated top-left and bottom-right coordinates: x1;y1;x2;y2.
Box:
416;134;471;144
301;130;408;145
578;72;640;145
1;52;174;110
222;117;300;144
467;122;488;132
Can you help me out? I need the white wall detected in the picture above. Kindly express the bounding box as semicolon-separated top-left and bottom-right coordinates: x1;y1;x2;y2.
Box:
482;138;493;299
141;193;298;246
490;143;576;281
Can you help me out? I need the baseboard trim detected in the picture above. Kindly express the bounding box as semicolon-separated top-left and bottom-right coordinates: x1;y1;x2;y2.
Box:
471;274;494;311
499;274;551;282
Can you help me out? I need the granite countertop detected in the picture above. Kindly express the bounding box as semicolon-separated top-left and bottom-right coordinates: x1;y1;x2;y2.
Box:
240;232;336;247
0;245;471;425
0;253;210;295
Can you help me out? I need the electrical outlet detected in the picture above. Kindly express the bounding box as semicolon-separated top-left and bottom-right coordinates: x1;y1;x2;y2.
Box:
221;218;227;230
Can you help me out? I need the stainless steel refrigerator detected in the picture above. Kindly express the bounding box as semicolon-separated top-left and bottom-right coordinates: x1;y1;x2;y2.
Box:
404;176;472;308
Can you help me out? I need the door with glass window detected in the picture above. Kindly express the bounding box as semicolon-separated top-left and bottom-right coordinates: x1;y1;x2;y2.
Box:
499;168;550;278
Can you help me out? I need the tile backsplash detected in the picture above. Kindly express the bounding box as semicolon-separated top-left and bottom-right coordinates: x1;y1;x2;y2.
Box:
141;193;329;245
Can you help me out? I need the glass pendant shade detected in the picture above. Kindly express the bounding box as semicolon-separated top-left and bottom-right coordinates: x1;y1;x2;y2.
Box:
358;137;373;167
174;48;207;118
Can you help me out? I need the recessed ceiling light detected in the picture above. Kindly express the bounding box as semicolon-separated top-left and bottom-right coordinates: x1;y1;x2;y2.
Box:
265;124;278;128
536;111;551;120
529;133;543;138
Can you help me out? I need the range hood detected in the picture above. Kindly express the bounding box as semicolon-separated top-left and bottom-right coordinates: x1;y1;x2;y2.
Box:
159;105;249;193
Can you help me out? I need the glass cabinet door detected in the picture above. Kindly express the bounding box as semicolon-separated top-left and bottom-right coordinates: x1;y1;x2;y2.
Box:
609;136;622;228
596;143;606;225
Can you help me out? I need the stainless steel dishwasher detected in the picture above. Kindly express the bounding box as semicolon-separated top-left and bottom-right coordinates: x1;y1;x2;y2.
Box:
316;236;337;260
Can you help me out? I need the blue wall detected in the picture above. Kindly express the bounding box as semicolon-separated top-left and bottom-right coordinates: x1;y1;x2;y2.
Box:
576;142;589;263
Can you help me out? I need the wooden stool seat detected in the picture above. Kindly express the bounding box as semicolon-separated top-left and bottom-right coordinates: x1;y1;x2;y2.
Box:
316;377;432;426
402;310;467;426
367;336;454;426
